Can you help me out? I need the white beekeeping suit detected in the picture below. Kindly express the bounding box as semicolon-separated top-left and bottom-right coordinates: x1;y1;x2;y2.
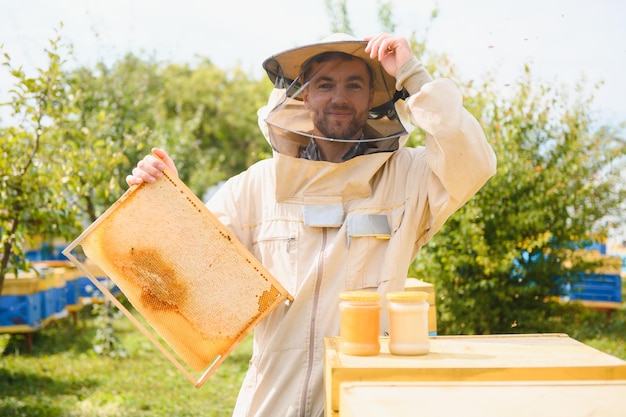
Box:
206;33;497;417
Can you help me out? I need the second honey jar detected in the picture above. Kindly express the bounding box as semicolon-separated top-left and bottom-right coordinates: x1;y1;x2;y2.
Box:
386;290;430;355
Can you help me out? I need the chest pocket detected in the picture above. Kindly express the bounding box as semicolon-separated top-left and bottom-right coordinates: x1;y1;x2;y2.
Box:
345;204;406;290
250;219;299;296
346;214;391;246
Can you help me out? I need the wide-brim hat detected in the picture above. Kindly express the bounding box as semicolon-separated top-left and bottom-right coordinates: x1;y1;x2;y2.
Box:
262;33;398;109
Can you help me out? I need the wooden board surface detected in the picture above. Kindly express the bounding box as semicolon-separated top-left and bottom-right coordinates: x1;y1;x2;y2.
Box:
64;168;292;386
339;381;626;417
324;334;626;414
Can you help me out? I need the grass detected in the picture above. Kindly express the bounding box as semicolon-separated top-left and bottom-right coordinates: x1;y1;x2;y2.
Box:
565;306;626;360
541;280;626;361
1;285;625;417
0;303;251;417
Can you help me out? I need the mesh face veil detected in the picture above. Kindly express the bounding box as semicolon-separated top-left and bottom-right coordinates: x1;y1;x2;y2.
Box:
262;38;409;160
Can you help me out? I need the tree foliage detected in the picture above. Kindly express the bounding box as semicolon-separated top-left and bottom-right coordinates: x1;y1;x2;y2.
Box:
0;27;270;293
325;0;353;34
0;30;84;291
410;67;626;334
157;61;271;196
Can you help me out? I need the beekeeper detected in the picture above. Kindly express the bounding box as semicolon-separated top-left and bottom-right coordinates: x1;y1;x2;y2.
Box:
127;32;497;417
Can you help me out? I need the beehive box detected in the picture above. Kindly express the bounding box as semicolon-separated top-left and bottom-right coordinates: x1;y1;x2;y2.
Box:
1;271;40;296
324;334;626;416
51;267;68;316
76;260;121;303
63;167;292;387
36;268;57;323
568;273;622;303
31;261;75;314
403;278;436;335
63;267;82;312
339;380;626;417
0;272;42;330
0;293;42;329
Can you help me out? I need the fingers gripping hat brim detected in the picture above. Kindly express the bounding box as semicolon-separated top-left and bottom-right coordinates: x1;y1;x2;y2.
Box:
262;36;398;109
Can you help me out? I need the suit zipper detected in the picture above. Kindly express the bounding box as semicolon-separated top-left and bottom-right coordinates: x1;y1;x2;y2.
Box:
299;228;327;417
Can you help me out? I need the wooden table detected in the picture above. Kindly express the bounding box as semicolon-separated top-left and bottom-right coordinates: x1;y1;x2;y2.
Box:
339;380;626;417
324;334;626;417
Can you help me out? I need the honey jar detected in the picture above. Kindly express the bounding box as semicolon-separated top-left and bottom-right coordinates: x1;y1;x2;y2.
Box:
339;291;381;356
386;291;430;355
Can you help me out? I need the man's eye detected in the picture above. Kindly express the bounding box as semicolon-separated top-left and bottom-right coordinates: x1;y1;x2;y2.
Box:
318;83;333;90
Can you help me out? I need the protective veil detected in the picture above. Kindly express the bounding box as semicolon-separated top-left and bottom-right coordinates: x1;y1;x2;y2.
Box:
262;36;410;159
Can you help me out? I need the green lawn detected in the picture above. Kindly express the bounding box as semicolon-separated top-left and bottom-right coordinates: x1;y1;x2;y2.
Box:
1;289;625;417
0;304;251;417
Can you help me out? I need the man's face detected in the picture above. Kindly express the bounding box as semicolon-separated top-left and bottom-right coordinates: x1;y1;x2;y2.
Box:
302;57;374;140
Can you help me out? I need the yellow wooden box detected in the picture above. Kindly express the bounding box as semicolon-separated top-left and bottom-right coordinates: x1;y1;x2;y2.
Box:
403;278;436;334
324;334;626;416
2;272;39;295
35;268;55;292
339;380;626;417
51;267;67;291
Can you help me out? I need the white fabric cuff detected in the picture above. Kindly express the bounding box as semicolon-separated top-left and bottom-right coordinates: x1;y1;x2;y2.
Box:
395;56;433;95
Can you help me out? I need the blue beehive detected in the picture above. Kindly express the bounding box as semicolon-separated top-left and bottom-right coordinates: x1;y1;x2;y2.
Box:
65;273;81;308
0;294;41;327
76;259;121;302
25;241;67;262
51;267;68;315
567;273;622;303
0;272;42;329
77;276;121;302
36;268;57;323
39;288;57;322
78;276;102;299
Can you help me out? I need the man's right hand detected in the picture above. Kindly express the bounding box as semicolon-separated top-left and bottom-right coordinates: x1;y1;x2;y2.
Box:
126;147;178;186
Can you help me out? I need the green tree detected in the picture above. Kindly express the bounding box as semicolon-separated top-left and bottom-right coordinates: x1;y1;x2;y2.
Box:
0;30;84;292
67;53;167;220
376;1;397;34
411;67;626;334
325;0;353;34
158;60;271;197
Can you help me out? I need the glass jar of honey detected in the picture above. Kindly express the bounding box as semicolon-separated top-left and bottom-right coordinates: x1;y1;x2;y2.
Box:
339;291;381;356
386;291;430;355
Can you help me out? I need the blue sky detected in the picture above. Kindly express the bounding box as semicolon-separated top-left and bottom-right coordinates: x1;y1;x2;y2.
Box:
1;0;624;126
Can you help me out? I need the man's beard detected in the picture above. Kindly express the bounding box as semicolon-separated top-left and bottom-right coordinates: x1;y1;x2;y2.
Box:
312;105;367;140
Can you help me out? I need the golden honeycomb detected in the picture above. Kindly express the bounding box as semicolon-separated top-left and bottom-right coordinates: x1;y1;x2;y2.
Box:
64;168;291;385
